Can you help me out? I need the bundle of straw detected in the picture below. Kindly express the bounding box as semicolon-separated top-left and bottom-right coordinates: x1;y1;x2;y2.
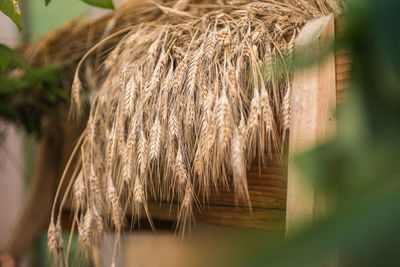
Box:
47;0;343;264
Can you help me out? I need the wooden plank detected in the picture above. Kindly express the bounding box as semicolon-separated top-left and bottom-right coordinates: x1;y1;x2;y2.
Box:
335;17;351;103
137;154;287;231
207;157;287;210
335;17;346;36
286;14;336;235
147;203;285;231
199;206;285;231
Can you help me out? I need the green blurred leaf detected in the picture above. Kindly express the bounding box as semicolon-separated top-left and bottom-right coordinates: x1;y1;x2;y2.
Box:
23;65;61;84
0;0;22;31
0;44;30;71
80;0;114;9
0;100;17;120
0;63;65;136
52;88;70;102
0;76;27;94
0;50;10;74
45;0;52;5
244;191;400;267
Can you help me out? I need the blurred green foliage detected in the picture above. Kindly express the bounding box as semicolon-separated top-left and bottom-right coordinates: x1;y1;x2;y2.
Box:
237;0;400;266
79;0;115;9
46;0;114;9
0;0;115;34
0;44;68;135
0;0;22;31
0;0;115;135
31;0;88;38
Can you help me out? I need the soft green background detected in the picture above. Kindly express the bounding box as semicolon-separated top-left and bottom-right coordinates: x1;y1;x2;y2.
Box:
28;0;88;39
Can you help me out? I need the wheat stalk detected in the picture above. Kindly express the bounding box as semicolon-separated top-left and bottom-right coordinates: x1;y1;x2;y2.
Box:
73;170;85;210
80;208;93;247
149;116;163;161
176;182;193;236
248;88;261;134
168;109;180;140
175;145;188;185
47;218;64;258
89;166;102;209
137;129;149;175
92;204;104;237
231;127;250;204
71;74;82;115
217;89;234;150
107;176;123;230
123;76;136;118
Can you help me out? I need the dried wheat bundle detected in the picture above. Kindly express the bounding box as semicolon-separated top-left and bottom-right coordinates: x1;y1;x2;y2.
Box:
47;0;343;264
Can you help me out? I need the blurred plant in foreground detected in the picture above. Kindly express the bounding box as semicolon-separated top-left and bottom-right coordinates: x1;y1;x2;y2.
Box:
0;44;68;135
235;0;400;266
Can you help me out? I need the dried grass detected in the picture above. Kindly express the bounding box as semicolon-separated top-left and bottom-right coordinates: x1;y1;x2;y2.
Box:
45;0;344;262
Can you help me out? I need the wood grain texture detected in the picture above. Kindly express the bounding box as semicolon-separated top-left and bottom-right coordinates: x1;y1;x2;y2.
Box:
145;155;287;231
147;202;285;231
285;14;336;235
207;158;287;210
335;17;351;103
197;156;286;230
